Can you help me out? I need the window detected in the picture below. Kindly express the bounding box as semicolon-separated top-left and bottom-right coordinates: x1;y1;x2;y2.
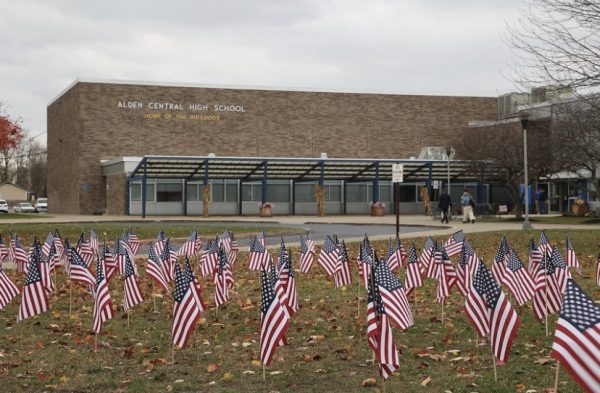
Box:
157;183;182;202
186;183;198;201
267;183;290;202
347;183;367;202
325;183;342;202
398;185;416;202
212;180;238;202
295;183;316;202
130;183;155;202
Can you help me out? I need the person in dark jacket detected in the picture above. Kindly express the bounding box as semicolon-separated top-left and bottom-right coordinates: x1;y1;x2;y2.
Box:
439;188;452;224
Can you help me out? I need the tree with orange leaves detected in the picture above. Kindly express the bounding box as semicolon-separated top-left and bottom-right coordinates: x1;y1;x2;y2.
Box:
0;103;25;183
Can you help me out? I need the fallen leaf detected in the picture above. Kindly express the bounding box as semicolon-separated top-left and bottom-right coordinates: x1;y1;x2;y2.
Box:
269;371;283;375
421;376;432;386
174;379;184;383
207;364;220;373
222;372;234;381
516;383;526;392
362;378;377;386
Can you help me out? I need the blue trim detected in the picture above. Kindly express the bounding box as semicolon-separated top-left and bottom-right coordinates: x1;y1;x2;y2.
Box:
141;158;147;218
372;161;380;202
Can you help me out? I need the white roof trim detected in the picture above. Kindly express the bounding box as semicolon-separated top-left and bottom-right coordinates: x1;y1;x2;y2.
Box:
48;77;494;107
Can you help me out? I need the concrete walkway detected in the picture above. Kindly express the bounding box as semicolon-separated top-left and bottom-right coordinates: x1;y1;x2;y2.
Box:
3;212;600;243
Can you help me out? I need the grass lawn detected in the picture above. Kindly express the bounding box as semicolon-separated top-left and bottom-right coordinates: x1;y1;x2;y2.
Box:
0;213;53;220
0;228;597;392
0;223;302;245
483;214;600;225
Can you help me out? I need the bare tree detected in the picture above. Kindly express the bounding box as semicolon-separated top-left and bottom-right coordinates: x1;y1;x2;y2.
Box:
459;118;557;218
507;0;600;95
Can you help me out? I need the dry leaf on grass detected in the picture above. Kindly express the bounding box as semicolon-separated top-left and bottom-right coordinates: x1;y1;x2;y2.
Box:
420;376;432;386
361;378;377;386
207;363;220;373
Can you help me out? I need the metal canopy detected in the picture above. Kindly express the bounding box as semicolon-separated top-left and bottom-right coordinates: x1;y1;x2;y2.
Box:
129;155;500;182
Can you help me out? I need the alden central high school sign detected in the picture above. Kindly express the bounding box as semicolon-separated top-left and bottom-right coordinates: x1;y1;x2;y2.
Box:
117;100;246;112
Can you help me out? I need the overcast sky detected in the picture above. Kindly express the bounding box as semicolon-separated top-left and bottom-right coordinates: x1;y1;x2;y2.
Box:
0;0;524;141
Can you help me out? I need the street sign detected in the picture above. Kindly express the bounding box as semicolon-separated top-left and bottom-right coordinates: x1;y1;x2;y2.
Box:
433;180;439;189
392;164;404;183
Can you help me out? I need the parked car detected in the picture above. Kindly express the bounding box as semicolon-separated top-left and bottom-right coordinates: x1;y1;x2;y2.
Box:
34;197;48;213
14;202;35;213
0;199;8;213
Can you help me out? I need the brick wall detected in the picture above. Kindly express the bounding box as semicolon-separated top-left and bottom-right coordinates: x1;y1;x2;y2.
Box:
48;81;497;214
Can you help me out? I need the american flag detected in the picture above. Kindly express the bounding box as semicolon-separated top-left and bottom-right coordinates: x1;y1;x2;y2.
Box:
248;236;271;271
492;236;509;285
596;253;600;287
404;242;423;295
532;251;564;321
92;252;114;334
89;227;99;254
334;240;352;288
444;230;465;258
53;229;65;262
47;242;60;273
199;240;219;278
503;249;535;306
184;258;205;313
305;230;315;254
122;252;143;313
227;231;239;266
18;247;49;321
36;239;54;294
268;257;290;337
0;257;19;310
549;245;571;294
528;237;543;275
126;228;140;256
422;237;437;279
358;237;374;290
277;238;298;315
0;234;7;263
68;244;96;288
101;243;117;282
457;239;478;296
551;279;600;393
435;244;461;302
41;232;54;260
299;234;314;274
385;238;400;273
11;234;29;275
318;235;340;276
259;267;289;367
375;257;413;331
539;231;552;255
465;261;520;364
172;261;202;349
77;232;94;267
147;243;170;293
154;229;167;256
63;239;73;276
565;237;582;276
159;238;177;282
214;246;232;308
178;229;201;257
366;262;400;380
219;230;232;253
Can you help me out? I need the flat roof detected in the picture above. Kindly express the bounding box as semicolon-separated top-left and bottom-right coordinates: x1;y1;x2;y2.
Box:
112;155;501;183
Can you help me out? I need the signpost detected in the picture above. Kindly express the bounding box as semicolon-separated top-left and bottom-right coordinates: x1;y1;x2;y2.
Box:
392;164;404;239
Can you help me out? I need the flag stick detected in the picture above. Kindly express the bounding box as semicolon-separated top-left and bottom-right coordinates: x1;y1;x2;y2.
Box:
172;344;175;365
357;276;361;319
490;340;497;382
381;376;387;393
127;311;130;327
95;332;98;351
413;289;418;315
441;301;445;326
545;254;549;337
554;361;560;392
69;280;73;316
262;362;266;382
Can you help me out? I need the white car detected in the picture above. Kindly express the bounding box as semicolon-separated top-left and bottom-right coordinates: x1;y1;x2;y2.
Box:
14;202;35;213
35;198;48;212
0;199;8;213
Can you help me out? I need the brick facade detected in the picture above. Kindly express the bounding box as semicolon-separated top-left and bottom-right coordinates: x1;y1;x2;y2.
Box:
47;80;497;214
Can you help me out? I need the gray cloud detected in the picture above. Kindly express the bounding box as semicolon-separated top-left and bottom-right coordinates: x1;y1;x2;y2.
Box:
0;0;523;139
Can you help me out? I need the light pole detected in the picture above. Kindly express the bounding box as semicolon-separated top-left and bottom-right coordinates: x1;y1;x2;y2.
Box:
520;111;532;230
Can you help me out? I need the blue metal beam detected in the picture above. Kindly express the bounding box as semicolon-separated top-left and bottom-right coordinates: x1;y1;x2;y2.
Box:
141;158;147;218
372;161;380;202
261;161;268;204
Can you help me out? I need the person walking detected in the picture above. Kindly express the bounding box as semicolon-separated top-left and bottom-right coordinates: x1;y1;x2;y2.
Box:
438;188;452;224
461;189;476;223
